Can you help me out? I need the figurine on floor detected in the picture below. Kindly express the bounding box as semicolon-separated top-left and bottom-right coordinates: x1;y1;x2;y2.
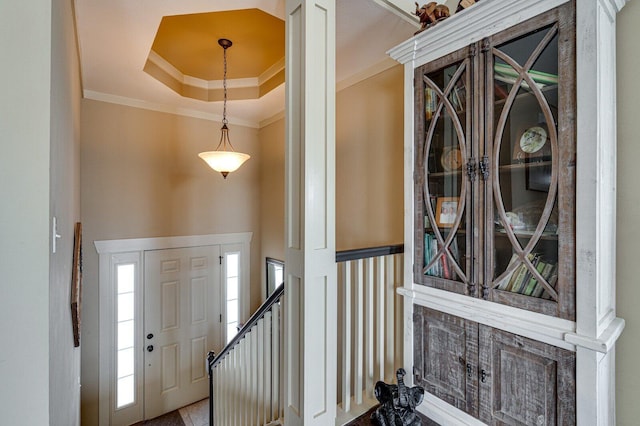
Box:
371;368;425;426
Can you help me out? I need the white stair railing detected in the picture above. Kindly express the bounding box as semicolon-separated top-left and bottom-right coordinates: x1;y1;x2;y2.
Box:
208;245;404;426
208;285;285;426
335;245;404;425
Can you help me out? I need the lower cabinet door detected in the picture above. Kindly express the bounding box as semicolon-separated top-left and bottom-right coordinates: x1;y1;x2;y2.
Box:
478;326;576;425
413;305;576;425
413;305;479;417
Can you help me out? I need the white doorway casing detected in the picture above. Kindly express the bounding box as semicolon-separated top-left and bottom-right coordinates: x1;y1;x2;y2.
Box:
95;232;251;426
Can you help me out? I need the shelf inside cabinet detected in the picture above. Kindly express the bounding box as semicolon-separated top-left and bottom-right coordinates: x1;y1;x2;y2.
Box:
498;161;552;171
428;169;464;177
493;83;558;107
494;228;558;240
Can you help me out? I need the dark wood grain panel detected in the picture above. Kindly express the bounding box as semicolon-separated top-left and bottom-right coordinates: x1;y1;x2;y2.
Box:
414;305;478;417
478;326;576;425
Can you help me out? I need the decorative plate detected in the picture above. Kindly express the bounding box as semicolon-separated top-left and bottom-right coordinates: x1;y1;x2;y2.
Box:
440;147;463;171
519;126;547;153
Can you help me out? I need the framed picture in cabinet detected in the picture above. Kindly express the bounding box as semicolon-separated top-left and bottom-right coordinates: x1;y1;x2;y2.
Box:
435;197;458;227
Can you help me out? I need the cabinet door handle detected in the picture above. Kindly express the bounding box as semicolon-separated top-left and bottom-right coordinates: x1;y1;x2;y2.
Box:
467;363;472;379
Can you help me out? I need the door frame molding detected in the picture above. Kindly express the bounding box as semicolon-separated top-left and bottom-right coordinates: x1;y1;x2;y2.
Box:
95;232;252;426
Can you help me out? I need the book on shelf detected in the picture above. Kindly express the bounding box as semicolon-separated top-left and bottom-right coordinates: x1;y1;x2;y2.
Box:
523;258;547;296
507;260;529;293
425;87;437;121
531;262;555;298
497;253;519;290
424;232;459;280
494;63;558;86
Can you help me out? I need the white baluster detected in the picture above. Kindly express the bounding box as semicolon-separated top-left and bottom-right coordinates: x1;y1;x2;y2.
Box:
341;261;352;413
385;255;395;382
271;304;280;423
354;258;364;405
264;312;272;423
376;255;385;384
257;319;264;425
243;332;252;425
365;257;374;398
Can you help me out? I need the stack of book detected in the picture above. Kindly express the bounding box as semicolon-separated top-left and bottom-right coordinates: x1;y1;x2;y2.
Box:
496;253;558;298
424;233;459;280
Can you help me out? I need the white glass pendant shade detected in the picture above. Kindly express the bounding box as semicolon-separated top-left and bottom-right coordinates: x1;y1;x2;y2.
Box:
199;123;250;178
198;151;250;176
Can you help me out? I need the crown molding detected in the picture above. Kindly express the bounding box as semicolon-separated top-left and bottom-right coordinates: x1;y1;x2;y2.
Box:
83;90;260;128
336;57;399;92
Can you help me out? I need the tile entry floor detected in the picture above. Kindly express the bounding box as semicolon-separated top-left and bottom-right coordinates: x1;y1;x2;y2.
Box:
178;398;209;426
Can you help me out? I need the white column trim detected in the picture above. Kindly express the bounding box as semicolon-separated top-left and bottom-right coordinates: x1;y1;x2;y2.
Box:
284;0;337;424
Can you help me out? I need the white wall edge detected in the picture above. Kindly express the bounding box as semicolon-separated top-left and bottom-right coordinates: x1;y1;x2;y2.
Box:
83;90;260;129
398;285;576;351
565;317;626;353
95;232;253;254
417;393;485;426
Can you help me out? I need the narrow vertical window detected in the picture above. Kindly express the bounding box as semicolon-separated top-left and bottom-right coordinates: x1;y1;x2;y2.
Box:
225;252;240;343
116;263;135;408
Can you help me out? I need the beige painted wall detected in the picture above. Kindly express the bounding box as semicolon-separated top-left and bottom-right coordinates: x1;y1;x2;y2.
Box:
336;65;404;250
259;118;286;299
80;100;262;424
616;2;640;424
49;0;83;424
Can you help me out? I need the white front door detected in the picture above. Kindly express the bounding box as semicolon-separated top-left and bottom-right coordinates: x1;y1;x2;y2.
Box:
143;246;223;419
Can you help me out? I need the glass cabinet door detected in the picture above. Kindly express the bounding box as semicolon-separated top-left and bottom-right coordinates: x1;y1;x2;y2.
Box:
415;49;472;295
485;8;574;318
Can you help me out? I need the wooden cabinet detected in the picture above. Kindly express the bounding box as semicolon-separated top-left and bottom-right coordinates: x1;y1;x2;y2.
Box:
414;306;576;425
390;0;628;423
413;3;575;320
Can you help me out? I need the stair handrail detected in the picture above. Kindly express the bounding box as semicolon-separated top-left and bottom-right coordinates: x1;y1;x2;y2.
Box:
209;281;285;369
335;243;404;262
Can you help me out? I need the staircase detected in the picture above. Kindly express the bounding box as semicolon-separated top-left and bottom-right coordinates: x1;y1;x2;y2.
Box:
207;245;404;426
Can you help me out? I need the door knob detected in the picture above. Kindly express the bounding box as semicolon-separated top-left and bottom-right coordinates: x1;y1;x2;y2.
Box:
147;333;154;339
147;345;154;352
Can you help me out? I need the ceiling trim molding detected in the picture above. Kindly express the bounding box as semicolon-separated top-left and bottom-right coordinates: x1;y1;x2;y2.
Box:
336;57;399;92
371;0;420;26
260;110;285;128
144;49;284;102
83;90;260;128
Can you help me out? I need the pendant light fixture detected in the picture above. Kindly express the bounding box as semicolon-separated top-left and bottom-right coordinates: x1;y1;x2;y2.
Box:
198;38;250;179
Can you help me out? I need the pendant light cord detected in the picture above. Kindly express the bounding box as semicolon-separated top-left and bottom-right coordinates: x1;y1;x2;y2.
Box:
222;44;228;125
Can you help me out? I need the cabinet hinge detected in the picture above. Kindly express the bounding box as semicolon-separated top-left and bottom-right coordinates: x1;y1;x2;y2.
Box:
220;314;222;323
466;158;477;183
481;38;491;53
479;155;490;181
219;255;223;265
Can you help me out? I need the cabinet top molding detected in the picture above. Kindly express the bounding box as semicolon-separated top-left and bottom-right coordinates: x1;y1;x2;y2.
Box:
387;0;629;67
